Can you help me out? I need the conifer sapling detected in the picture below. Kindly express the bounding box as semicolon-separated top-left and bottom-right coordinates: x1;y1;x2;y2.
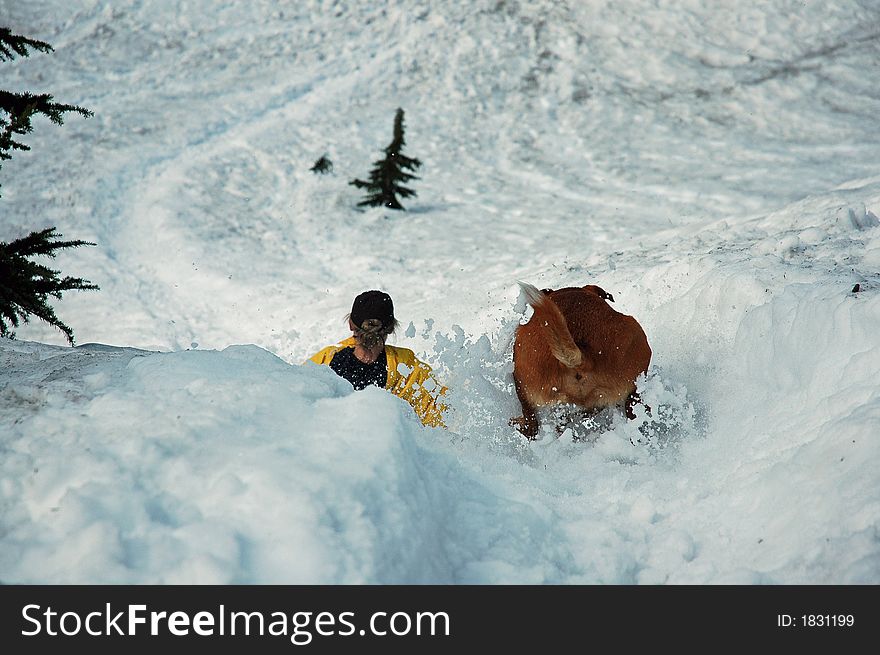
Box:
350;108;421;210
310;154;333;174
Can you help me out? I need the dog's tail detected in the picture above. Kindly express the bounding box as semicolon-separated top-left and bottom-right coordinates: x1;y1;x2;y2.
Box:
518;282;583;368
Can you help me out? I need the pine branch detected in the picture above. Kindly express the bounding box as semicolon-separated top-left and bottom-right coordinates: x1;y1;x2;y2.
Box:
0;28;53;61
0;91;92;191
0;91;94;125
4;227;95;257
1;91;93;140
0;228;98;345
349;178;372;190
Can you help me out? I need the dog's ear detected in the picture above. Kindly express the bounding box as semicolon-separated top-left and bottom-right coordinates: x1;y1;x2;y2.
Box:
591;286;614;302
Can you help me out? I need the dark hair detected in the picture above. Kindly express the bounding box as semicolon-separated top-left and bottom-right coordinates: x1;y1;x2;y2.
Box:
350;318;393;349
347;290;399;349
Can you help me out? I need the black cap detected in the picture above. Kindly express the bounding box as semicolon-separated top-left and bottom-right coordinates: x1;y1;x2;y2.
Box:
351;290;395;330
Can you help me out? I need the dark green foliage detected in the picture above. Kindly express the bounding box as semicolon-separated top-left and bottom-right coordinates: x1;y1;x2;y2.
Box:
310;154;333;174
0;27;52;61
0;90;93;176
350;108;421;210
0;228;98;344
1;28;93;191
0;27;97;344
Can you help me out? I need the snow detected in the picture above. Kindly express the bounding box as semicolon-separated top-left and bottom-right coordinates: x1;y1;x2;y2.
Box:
1;0;879;583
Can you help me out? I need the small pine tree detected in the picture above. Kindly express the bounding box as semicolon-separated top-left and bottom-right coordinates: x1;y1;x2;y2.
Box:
0;228;98;344
0;27;97;344
350;108;421;210
310;154;333;174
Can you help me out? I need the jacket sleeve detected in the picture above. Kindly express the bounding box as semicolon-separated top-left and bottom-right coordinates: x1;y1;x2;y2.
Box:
387;348;448;428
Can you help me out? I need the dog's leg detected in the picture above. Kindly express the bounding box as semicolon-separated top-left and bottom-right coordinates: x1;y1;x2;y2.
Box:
625;391;651;419
511;382;539;439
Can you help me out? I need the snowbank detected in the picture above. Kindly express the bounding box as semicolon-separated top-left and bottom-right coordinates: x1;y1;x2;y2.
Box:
0;341;573;583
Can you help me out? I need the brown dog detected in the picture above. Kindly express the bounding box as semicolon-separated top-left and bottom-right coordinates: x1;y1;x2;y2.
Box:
511;282;652;439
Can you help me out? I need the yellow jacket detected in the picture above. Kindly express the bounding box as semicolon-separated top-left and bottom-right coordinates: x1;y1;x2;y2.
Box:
308;337;448;428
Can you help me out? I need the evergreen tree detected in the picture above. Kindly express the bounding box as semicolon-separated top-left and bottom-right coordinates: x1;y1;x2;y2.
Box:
310;154;333;174
0;27;97;344
350;108;421;210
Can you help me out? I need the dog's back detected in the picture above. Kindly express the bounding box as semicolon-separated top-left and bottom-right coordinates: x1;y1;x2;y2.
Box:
512;283;651;438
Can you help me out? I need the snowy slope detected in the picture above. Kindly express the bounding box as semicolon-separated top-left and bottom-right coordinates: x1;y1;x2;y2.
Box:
1;0;879;583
